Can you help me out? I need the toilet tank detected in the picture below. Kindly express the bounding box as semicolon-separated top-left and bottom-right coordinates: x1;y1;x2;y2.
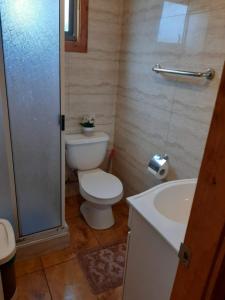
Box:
65;132;109;171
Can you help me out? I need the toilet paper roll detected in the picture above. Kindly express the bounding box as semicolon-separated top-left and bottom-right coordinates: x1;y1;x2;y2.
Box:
148;161;169;180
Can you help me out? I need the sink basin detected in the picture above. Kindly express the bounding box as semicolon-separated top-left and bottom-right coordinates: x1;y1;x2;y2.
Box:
154;182;196;224
127;179;197;252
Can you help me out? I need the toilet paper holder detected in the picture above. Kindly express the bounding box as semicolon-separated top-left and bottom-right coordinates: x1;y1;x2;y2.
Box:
148;154;169;179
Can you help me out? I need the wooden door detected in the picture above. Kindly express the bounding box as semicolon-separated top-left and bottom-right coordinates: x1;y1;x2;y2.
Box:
171;63;225;299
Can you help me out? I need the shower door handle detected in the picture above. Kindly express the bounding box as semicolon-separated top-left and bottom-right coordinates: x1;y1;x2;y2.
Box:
60;115;65;131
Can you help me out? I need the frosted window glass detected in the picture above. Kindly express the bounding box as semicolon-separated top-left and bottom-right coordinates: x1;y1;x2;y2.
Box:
0;0;61;235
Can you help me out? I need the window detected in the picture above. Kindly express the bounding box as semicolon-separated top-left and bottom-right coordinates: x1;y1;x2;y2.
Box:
64;0;77;40
64;0;88;53
157;1;188;44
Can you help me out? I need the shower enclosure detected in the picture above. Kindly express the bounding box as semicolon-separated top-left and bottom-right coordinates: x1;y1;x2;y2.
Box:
0;0;66;242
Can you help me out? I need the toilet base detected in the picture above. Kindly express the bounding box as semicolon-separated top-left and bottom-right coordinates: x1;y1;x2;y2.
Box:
80;201;115;230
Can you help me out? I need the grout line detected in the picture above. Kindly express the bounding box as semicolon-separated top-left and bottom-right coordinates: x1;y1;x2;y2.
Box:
15;268;43;279
37;257;54;299
41;255;77;271
43;266;53;300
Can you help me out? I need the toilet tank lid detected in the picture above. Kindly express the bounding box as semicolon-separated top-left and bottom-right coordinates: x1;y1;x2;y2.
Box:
65;132;109;145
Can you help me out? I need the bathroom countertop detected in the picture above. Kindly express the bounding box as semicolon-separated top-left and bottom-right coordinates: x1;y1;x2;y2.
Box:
127;179;196;253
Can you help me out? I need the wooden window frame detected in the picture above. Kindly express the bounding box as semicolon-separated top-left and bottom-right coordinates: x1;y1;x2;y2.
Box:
65;0;88;53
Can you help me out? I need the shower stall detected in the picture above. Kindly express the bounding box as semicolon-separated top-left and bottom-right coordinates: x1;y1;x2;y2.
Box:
0;0;66;246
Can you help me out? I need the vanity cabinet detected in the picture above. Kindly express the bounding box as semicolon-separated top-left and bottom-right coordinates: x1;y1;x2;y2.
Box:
123;208;179;300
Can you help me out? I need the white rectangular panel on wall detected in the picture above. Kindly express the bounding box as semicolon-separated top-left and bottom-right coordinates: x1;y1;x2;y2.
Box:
0;0;61;236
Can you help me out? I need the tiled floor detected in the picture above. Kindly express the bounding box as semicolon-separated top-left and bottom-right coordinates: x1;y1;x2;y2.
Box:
14;194;129;300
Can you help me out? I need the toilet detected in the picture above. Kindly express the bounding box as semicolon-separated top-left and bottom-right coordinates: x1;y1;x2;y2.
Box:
65;132;123;230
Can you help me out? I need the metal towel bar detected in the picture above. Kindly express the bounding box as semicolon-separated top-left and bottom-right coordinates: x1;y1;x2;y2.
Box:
152;64;215;80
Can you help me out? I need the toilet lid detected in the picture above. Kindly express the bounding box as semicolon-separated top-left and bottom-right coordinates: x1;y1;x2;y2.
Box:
79;170;123;200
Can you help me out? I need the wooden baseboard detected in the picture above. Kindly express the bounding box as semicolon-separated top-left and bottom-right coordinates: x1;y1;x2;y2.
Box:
16;227;70;261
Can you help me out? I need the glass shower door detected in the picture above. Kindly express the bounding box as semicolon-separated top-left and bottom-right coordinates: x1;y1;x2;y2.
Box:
0;33;17;230
0;94;15;227
0;0;62;236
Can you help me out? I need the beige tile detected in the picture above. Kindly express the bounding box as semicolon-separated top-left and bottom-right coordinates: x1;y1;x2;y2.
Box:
188;0;225;13
15;271;51;300
65;0;123;145
45;259;96;300
116;95;172;148
113;0;225;194
171;72;219;125
181;9;225;66
15;257;43;278
124;0;190;21
165;112;209;178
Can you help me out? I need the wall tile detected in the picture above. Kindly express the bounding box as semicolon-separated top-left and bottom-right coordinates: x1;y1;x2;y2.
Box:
65;0;225;196
65;0;123;147
188;0;225;13
113;0;225;195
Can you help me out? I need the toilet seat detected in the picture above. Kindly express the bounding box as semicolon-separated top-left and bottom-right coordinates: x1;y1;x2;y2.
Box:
78;169;123;205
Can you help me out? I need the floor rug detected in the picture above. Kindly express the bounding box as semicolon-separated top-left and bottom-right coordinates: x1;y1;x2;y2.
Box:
78;242;127;294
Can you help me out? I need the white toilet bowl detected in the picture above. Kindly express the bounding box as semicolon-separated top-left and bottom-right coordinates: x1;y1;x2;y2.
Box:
65;132;124;230
78;169;123;229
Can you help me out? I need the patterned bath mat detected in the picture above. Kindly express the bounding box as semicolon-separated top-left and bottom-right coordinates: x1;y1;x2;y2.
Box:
78;242;127;294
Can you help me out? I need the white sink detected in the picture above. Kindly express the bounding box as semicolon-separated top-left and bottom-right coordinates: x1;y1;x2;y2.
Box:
127;179;197;252
154;181;195;224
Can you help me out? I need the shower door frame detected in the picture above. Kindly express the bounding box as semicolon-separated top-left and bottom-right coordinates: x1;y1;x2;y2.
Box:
0;0;66;243
0;23;19;239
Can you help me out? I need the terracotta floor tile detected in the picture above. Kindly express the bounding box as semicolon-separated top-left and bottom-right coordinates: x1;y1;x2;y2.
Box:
91;211;129;247
15;194;127;299
15;271;51;300
97;287;123;300
113;200;129;217
65;182;77;198
45;258;97;300
65;195;83;223
15;257;43;278
69;216;99;251
41;247;76;269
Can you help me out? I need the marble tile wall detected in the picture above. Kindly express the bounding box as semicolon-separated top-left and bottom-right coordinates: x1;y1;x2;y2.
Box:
113;0;225;195
65;0;123;148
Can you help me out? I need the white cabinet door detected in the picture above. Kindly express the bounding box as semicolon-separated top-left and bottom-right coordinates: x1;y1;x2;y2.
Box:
123;210;178;300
